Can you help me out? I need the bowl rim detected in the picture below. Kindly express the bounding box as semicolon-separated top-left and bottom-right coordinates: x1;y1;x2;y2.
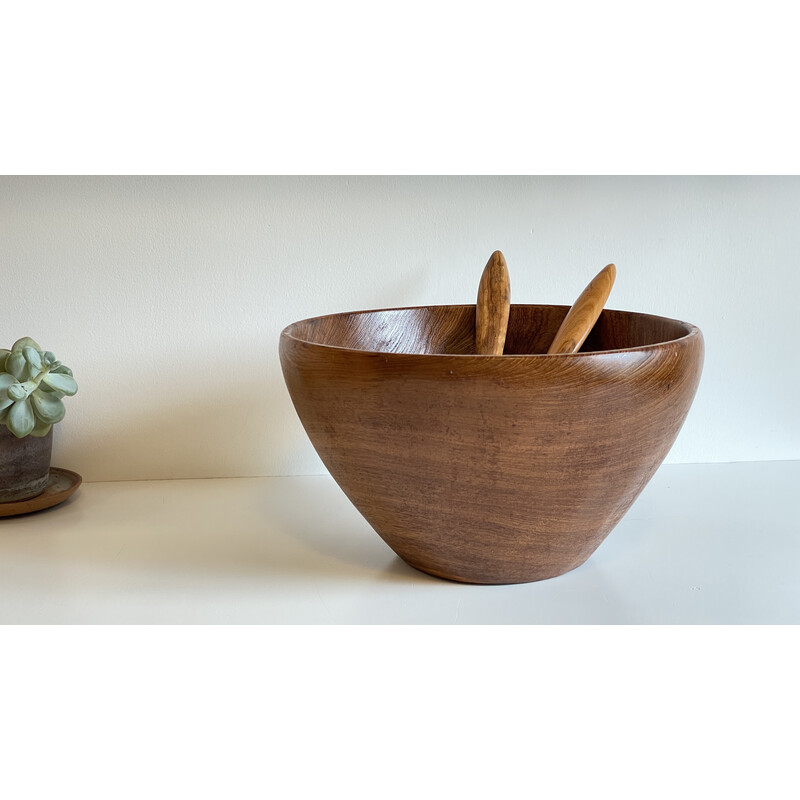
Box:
280;303;702;358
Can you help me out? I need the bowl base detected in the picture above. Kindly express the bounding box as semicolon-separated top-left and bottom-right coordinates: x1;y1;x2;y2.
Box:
397;552;591;586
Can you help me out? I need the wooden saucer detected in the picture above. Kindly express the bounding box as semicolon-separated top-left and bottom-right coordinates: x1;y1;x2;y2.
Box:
0;468;82;517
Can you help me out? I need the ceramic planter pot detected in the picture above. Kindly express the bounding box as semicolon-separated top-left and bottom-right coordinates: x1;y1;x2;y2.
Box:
0;426;53;503
280;304;704;585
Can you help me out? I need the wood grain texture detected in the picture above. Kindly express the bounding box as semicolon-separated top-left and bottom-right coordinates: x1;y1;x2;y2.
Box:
280;304;704;584
548;263;616;354
475;250;510;355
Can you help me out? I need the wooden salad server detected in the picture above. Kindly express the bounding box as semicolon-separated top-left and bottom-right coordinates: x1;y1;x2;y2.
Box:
547;263;616;354
475;250;511;355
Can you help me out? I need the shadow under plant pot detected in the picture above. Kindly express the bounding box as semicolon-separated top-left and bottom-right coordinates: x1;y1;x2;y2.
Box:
0;426;54;502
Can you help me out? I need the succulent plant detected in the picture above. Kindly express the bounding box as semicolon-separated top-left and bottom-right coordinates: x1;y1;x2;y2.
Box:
0;337;78;438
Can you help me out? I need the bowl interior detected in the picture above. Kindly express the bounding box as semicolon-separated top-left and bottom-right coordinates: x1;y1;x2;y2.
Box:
284;305;695;355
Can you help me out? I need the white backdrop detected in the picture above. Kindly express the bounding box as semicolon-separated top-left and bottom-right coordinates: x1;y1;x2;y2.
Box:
2;176;797;481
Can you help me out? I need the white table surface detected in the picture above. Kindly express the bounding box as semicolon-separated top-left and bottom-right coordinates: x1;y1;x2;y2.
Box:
0;460;797;624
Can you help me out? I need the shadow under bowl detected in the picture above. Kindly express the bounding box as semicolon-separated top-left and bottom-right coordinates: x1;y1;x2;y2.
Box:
280;304;704;585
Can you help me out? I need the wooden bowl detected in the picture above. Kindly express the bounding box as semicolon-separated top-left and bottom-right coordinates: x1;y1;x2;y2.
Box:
280;305;704;584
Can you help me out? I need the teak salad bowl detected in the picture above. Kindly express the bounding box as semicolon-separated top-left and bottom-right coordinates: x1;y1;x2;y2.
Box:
280;304;704;584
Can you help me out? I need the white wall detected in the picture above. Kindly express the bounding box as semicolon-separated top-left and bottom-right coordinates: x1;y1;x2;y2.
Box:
2;176;797;481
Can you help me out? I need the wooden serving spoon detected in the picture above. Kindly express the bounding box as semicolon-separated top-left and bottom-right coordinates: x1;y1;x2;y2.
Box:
547;263;616;354
475;250;511;355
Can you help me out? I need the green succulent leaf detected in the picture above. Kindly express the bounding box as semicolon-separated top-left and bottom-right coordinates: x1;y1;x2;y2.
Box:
8;383;27;401
1;341;77;432
36;383;65;399
42;372;78;395
12;337;41;353
6;352;27;381
30;389;66;424
8;397;35;437
0;374;14;412
30;416;53;437
23;347;43;371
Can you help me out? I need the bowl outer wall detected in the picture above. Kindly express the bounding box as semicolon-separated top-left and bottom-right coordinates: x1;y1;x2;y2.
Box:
279;309;704;584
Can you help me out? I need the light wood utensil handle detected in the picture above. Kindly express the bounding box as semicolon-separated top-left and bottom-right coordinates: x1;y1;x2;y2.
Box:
547;263;616;355
475;250;511;355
